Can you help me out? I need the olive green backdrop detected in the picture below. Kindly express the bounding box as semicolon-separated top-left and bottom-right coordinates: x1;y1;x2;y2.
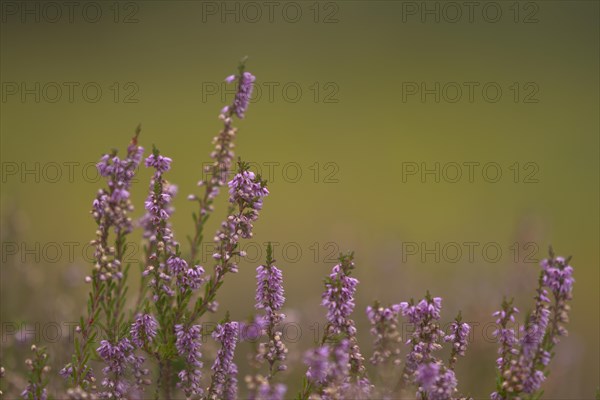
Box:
1;1;598;398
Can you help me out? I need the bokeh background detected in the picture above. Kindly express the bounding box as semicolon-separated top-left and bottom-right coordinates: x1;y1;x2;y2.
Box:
1;1;598;398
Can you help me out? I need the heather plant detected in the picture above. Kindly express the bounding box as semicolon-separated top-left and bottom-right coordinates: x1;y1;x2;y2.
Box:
3;60;577;400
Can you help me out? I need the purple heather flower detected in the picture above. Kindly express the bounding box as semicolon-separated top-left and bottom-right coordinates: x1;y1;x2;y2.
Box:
232;71;256;118
491;300;523;398
142;152;180;301
366;302;402;365
255;264;285;315
144;186;172;226
428;368;458;400
130;314;158;348
167;256;188;275
210;321;239;400
97;338;138;398
228;170;269;206
331;339;351;383
399;294;445;386
319;255;371;394
59;365;73;379
255;381;287;400
415;362;440;391
212;168;269;275
21;384;48;400
239;315;267;342
416;363;458;400
542;256;575;297
89;136;144;283
166;256;205;292
255;250;288;370
180;264;206;291
304;346;331;384
493;303;519;368
225;74;236;83
175;324;203;398
499;254;575;397
144;153;172;173
400;295;443;324
540;255;574;346
307;339;370;398
444;314;471;369
322;263;359;334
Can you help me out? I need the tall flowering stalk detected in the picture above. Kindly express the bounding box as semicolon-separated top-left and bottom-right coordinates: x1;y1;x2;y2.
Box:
21;345;50;400
393;292;470;399
174;324;204;398
366;301;403;367
300;253;372;399
208;321;240;400
96;338;145;398
140;148;208;399
188;161;269;323
247;243;288;399
397;293;445;390
444;312;471;371
492;249;574;400
65;129;143;392
188;60;256;264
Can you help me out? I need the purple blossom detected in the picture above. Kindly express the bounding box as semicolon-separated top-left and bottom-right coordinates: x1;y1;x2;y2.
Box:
175;324;203;398
255;248;287;370
239;315;267;342
444;313;471;369
144;153;172;173
322;261;359;334
509;254;575;396
491;253;576;400
366;302;402;365
142;151;179;301
255;264;285;315
304;346;331;384
428;368;458;400
96;338;138;398
209;321;239;400
416;363;458;400
180;264;205;291
130;314;158;348
493;301;519;371
319;254;371;394
399;294;445;386
542;256;575;297
21;384;47;400
167;256;188;275
255;381;287;400
89;136;144;284
231;71;256;118
166;255;205;292
212;167;269;275
331;339;351;383
415;362;440;391
228;170;268;205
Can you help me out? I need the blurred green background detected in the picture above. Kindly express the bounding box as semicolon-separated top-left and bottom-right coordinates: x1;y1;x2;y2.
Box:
1;1;598;398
